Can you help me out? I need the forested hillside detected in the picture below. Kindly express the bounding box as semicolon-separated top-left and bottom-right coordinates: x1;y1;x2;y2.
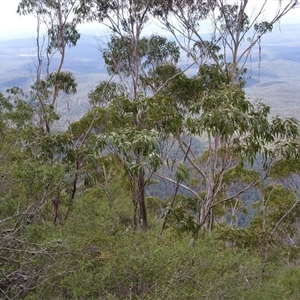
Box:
1;1;300;299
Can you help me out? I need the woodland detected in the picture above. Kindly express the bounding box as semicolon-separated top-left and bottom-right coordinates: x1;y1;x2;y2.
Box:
1;0;300;299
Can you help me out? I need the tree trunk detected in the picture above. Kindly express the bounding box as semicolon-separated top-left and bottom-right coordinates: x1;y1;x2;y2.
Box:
138;170;147;231
198;194;214;232
53;194;62;225
130;171;148;231
197;134;219;231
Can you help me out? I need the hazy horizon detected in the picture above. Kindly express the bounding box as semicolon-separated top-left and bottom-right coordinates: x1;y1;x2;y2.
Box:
1;0;300;41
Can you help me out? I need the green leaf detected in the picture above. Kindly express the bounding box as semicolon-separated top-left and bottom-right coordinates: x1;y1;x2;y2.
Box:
175;163;190;182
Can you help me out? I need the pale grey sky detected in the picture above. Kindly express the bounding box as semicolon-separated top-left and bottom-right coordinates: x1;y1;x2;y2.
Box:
0;0;300;40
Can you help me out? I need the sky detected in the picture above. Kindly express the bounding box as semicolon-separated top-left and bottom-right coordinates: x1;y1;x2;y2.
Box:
1;0;300;41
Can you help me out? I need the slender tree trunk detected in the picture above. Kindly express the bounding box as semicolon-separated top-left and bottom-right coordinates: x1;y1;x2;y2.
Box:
198;134;220;231
53;194;62;225
129;170;147;231
138;169;147;231
198;194;214;231
130;177;139;230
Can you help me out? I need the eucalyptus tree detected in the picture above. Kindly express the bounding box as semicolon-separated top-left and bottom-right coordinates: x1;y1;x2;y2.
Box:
186;67;299;233
76;0;181;95
17;0;81;134
76;0;153;98
152;0;298;83
15;0;85;224
139;0;300;234
86;89;173;230
142;62;299;234
74;0;181;230
102;34;180;97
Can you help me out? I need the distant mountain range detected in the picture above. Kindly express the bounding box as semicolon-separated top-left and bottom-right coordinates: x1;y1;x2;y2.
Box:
1;23;299;120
